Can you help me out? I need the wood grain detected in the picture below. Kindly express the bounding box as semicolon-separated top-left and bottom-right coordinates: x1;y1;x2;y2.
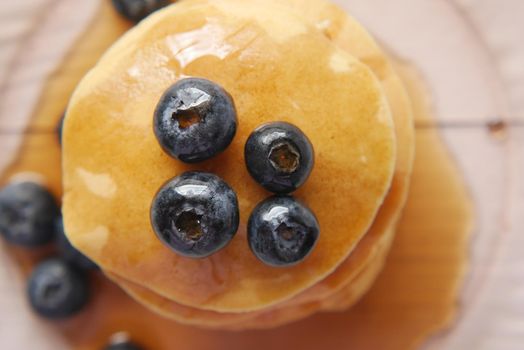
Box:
0;0;522;349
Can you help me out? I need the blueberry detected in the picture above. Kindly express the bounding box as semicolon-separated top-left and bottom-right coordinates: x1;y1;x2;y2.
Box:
150;172;239;258
0;182;59;247
27;258;89;319
244;122;314;194
55;217;98;270
248;195;319;267
153;78;237;163
104;340;143;350
111;0;170;23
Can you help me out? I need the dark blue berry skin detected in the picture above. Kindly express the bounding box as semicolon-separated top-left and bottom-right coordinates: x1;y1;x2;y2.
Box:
153;78;237;163
55;217;98;270
0;182;60;247
27;258;89;319
104;341;143;350
150;172;239;258
111;0;170;23
248;196;319;267
244;122;314;194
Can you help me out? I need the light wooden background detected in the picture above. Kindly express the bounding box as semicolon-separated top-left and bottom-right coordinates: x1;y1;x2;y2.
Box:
0;0;523;349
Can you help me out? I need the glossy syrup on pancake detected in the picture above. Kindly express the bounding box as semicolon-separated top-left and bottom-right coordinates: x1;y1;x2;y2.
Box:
61;0;396;312
0;53;472;349
105;0;414;327
110;0;415;326
0;0;472;349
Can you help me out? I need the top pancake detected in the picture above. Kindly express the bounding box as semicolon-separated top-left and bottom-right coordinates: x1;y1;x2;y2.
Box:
62;0;395;312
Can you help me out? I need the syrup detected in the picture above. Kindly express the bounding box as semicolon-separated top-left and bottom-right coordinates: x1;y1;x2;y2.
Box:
0;2;472;349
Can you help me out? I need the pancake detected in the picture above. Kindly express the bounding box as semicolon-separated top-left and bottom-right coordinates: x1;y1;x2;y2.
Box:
106;223;394;329
107;0;414;328
63;0;395;313
118;0;415;307
107;271;258;327
106;227;392;329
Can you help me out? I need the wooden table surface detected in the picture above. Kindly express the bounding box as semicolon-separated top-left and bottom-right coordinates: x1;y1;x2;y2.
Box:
0;1;523;349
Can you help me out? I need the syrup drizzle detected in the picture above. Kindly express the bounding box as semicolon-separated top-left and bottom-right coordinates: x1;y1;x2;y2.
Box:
0;1;472;349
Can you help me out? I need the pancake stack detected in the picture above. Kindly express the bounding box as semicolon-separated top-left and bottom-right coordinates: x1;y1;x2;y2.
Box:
62;0;414;329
